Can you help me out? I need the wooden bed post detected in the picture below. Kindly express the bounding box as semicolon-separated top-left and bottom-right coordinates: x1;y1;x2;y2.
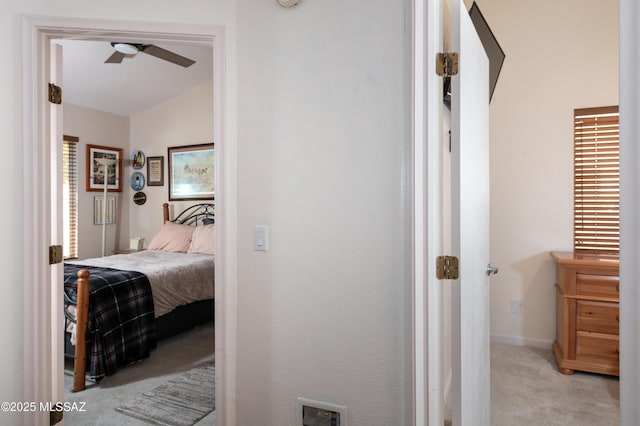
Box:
163;203;170;223
72;269;90;392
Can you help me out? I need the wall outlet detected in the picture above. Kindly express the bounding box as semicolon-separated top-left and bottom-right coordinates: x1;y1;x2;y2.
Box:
297;397;347;426
510;300;522;315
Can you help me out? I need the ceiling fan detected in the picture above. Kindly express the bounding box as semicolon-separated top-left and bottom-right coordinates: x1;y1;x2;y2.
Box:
105;42;196;68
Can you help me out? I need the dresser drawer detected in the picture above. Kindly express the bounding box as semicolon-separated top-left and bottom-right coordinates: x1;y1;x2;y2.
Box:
576;273;619;299
576;331;619;361
576;300;619;334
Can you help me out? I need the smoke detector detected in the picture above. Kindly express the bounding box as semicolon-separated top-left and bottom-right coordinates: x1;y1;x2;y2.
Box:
278;0;301;7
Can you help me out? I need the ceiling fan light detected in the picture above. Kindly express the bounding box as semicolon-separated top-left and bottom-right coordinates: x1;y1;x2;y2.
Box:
113;43;139;55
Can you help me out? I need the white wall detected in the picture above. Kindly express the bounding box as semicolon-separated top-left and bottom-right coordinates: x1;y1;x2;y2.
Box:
470;0;619;346
63;103;131;259
64;80;214;257
7;1;413;425
235;0;409;425
3;0;630;424
129;79;214;242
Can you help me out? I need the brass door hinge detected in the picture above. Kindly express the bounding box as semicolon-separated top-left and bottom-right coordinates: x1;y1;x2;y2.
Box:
48;83;62;104
50;408;63;425
436;255;459;280
49;245;63;265
436;52;459;77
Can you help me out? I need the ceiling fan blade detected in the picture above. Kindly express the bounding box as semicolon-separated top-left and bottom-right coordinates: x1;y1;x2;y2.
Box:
141;45;196;68
105;51;125;64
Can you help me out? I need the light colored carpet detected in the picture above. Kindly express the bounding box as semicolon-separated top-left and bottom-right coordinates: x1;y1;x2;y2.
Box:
490;342;619;426
64;328;616;426
116;364;215;426
64;322;215;425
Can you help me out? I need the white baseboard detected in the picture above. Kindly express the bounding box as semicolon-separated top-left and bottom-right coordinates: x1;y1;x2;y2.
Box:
490;334;553;349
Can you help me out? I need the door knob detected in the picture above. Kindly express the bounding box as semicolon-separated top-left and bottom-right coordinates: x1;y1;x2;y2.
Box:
486;264;498;276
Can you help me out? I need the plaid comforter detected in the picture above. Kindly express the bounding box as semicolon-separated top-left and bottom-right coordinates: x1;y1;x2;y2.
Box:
64;263;157;382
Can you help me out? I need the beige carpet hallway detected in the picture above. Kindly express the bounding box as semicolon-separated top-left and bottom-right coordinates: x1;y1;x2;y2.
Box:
491;342;619;426
62;326;616;426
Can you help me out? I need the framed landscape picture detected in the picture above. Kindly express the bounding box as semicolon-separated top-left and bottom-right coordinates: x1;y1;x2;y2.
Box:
86;144;123;192
168;143;215;201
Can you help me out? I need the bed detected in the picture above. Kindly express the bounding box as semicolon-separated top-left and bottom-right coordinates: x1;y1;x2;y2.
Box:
64;202;215;392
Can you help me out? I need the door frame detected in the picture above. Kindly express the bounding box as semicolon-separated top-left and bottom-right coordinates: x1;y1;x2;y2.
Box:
411;0;445;424
619;0;640;423
21;15;236;425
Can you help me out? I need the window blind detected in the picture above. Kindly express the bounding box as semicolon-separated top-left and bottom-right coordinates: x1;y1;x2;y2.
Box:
63;135;79;259
573;106;619;255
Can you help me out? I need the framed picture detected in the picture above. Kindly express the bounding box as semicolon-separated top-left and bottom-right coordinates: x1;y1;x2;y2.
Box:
146;156;164;186
168;143;215;201
86;144;123;192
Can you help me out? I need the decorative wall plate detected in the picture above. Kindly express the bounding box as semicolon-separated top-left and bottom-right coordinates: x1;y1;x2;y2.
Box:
131;150;145;169
130;172;145;191
133;192;147;205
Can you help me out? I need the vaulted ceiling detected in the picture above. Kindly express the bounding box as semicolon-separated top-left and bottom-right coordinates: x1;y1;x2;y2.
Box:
56;39;213;117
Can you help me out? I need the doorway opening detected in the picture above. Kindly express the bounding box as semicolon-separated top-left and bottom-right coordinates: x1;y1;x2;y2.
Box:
22;15;233;425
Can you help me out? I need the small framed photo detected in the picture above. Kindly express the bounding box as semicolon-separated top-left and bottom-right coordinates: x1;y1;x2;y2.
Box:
86;144;123;192
146;156;164;187
168;143;215;201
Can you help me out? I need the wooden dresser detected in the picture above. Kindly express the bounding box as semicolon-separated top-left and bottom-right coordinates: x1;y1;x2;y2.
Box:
551;251;620;376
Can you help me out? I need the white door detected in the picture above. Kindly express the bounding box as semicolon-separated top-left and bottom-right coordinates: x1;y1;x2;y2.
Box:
448;0;491;424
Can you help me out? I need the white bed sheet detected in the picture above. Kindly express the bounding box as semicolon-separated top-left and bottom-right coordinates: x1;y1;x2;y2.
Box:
67;249;214;317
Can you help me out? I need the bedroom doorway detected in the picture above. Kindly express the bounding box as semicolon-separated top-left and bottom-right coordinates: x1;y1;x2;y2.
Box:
23;16;234;425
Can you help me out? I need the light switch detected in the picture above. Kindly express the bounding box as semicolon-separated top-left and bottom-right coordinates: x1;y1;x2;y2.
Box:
254;225;269;251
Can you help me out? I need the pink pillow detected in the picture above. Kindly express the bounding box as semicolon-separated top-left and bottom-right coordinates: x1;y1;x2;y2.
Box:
147;223;195;252
188;224;215;255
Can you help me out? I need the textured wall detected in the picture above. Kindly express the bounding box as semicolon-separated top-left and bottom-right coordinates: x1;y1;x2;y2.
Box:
63;104;131;259
129;80;214;244
235;0;410;424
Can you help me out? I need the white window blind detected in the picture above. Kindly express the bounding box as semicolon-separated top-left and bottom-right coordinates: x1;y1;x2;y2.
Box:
573;106;619;255
63;135;79;259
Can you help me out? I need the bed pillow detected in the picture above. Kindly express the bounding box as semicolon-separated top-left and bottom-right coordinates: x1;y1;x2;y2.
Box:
188;224;215;255
147;223;195;252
